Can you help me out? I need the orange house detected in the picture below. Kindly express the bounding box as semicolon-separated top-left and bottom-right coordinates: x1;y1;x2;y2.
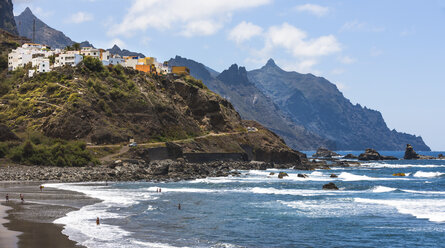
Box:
135;65;151;73
171;66;190;75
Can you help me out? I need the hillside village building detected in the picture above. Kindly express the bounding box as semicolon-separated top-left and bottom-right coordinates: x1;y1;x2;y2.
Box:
8;42;185;77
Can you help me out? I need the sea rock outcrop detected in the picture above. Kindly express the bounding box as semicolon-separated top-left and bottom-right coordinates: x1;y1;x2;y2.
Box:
322;182;339;190
312;147;339;158
358;149;398;161
278;172;289;179
330;174;338;178
404;144;420;159
343;154;358;159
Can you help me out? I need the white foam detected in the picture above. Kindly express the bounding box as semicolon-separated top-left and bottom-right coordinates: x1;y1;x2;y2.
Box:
354;198;445;222
401;189;445;195
249;187;356;196
371;186;397;193
337;172;401;181
146;186;218;193
413;171;445;178
44;183;161;248
363;162;443;168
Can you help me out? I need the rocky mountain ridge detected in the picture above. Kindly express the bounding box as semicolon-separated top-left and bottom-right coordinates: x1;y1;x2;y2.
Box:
0;0;18;35
169;57;430;151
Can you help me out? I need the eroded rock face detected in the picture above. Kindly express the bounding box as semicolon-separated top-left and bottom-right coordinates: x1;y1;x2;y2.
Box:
312;147;339;158
404;144;420;160
0;0;18;35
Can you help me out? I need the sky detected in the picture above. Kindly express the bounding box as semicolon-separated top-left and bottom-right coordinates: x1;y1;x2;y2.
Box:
12;0;445;150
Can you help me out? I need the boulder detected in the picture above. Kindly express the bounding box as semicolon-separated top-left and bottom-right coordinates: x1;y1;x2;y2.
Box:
404;144;420;160
358;149;382;161
343;154;358;159
269;172;275;175
330;174;338;178
278;172;289;179
312;148;339;158
297;174;308;178
358;149;398;161
322;182;339;190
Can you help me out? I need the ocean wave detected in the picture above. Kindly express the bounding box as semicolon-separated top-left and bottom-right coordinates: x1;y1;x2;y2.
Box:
354;198;445;223
401;189;445;195
412;171;445;178
370;186;397;193
45;183;162;248
337;172;401;181
249;187;354;196
362;162;444;168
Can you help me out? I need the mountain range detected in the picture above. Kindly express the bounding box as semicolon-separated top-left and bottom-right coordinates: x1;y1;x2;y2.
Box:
1;3;430;151
169;57;430;151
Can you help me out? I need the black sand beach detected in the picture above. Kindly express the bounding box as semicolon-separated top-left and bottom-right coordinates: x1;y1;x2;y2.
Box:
0;182;99;248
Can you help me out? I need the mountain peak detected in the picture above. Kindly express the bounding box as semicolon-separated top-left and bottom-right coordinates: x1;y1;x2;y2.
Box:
266;58;276;66
111;44;121;50
21;7;35;16
217;64;249;85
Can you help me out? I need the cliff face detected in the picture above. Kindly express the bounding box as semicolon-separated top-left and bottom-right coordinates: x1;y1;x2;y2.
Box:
15;7;73;48
0;0;18;35
169;56;333;150
248;59;430;151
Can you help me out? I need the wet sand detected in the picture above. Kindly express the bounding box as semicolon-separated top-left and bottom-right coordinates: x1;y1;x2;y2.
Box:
0;182;99;248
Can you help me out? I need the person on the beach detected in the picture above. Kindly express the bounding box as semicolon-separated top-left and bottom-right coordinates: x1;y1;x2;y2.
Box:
156;188;159;193
39;185;44;192
5;194;9;202
20;194;24;203
96;217;100;225
178;203;181;210
159;188;161;193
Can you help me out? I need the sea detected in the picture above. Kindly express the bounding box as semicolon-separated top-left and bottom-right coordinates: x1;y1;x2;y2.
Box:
45;151;445;248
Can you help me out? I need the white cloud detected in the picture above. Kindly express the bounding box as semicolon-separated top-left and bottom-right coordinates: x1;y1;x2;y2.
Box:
339;55;356;64
340;20;385;32
109;0;271;37
67;12;94;24
264;23;341;57
335;82;347;91
295;4;329;17
228;21;263;44
109;38;126;48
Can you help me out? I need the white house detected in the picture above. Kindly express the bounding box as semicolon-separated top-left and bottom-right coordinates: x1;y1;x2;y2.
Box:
54;53;83;67
38;58;50;73
80;47;100;58
123;59;139;69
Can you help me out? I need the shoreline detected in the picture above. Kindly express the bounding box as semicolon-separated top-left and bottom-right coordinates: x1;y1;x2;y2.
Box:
0;182;99;248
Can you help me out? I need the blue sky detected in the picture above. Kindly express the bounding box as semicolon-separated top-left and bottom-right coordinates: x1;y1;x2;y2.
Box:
12;0;445;150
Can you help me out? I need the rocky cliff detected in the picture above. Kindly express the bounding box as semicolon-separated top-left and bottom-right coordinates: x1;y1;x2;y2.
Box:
15;7;73;48
169;56;430;151
0;0;18;35
169;56;333;150
248;59;430;151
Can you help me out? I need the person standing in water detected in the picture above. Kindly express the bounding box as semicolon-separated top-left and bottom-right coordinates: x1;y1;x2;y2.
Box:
39;185;44;192
20;194;24;203
96;217;100;225
178;203;181;210
5;194;9;202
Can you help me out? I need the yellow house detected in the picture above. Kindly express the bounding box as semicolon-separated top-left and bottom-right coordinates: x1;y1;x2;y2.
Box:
171;66;190;75
138;57;156;65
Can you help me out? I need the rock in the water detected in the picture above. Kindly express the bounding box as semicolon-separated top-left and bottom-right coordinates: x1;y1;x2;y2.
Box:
297;173;308;178
343;154;358;159
330;174;338;178
269;172;275;175
312;147;339;158
393;173;406;177
322;182;339;190
358;149;382;161
359;148;398;161
404;144;420;160
278;172;289;179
